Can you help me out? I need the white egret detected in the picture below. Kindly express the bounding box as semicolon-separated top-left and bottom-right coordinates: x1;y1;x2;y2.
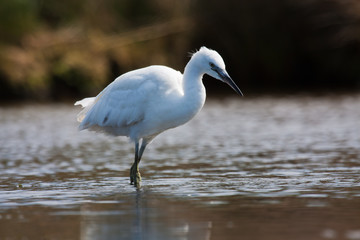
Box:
75;46;242;186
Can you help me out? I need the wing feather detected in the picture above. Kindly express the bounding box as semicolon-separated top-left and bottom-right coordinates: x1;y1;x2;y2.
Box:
77;71;156;135
75;65;183;137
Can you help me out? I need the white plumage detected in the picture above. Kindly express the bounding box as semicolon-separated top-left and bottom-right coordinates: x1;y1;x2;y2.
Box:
75;46;242;186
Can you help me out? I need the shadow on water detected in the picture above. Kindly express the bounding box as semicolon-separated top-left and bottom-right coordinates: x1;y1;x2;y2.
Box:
78;189;215;240
1;94;360;239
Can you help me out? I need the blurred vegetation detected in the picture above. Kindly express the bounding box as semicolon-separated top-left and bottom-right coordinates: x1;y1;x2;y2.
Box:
0;0;193;100
0;0;360;101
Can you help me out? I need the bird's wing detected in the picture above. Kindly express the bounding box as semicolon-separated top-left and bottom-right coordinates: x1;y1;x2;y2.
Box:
78;70;158;131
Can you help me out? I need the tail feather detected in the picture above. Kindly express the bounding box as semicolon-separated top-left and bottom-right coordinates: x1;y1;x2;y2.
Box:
74;97;96;123
74;97;95;108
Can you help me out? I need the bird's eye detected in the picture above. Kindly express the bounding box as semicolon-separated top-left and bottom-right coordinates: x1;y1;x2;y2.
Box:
209;62;215;68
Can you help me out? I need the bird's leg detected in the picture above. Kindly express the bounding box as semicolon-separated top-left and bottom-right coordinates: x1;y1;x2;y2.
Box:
130;139;148;186
130;141;140;185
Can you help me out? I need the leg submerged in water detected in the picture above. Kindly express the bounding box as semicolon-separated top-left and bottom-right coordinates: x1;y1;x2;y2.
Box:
130;139;148;186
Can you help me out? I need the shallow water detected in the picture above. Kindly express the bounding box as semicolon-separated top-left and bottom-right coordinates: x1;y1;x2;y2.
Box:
0;94;360;239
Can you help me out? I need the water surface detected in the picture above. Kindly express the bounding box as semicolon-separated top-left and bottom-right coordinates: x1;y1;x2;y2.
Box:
0;94;360;239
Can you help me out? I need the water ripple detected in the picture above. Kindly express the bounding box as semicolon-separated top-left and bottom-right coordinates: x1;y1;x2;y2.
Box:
0;95;360;208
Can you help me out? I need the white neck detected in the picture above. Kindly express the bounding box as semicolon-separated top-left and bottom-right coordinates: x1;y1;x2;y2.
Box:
180;58;207;118
155;57;207;130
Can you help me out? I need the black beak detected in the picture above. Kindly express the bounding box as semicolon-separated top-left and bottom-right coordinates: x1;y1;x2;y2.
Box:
216;68;243;96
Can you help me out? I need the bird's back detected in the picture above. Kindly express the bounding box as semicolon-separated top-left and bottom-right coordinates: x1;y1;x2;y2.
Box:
75;65;183;139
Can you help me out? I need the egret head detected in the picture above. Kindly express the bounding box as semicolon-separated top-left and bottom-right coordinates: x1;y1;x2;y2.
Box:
193;47;243;96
